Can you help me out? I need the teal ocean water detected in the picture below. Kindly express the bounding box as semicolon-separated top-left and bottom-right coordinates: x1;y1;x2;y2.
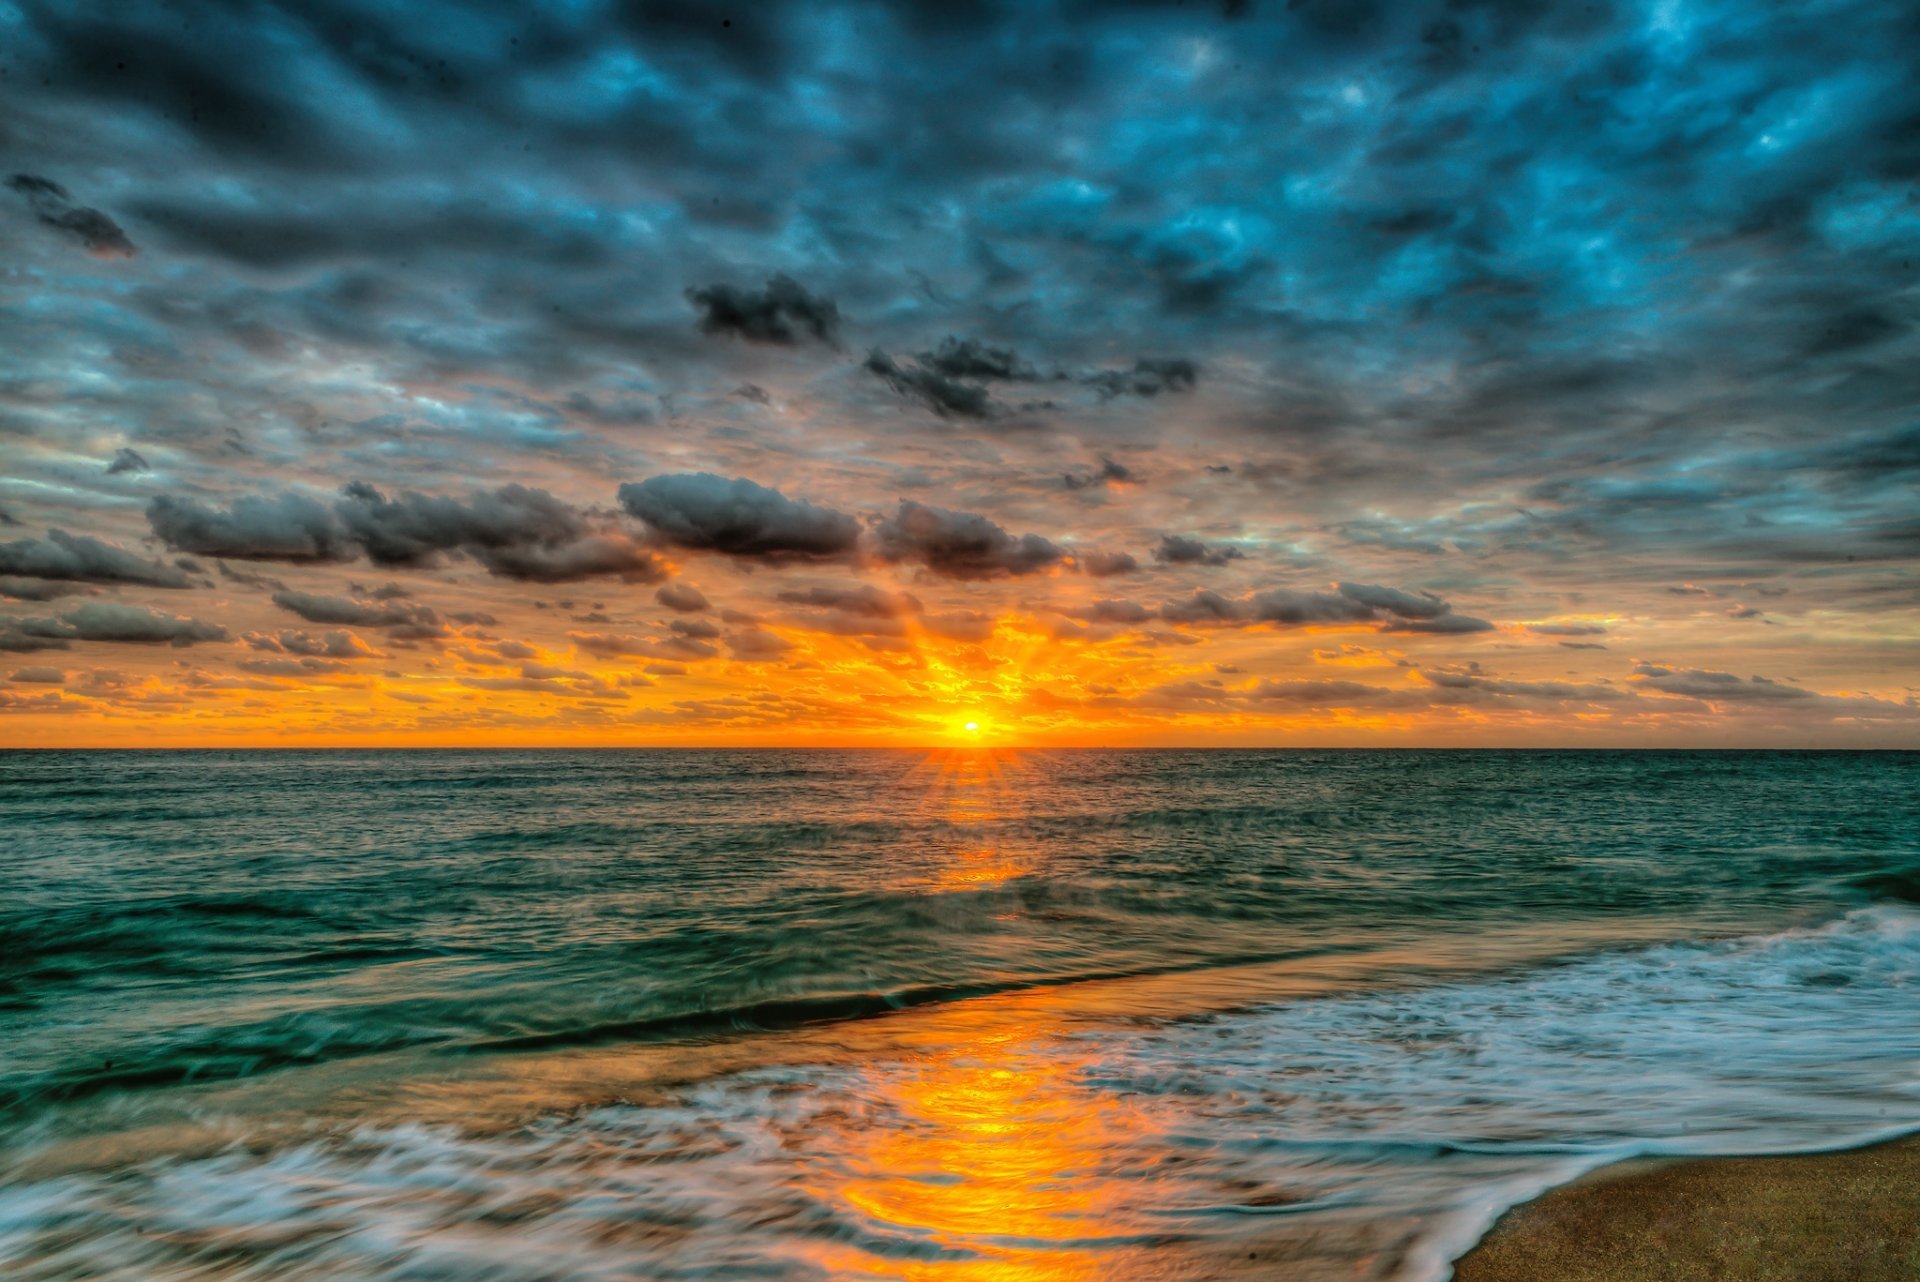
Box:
2;749;1917;1280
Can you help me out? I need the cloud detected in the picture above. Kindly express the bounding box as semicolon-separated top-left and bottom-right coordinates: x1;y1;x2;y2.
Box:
1527;622;1609;637
237;656;354;676
270;591;446;639
918;337;1041;382
6;173;136;258
866;339;1198;420
0;529;195;589
569;632;664;659
217;562;288;592
770;582;998;645
1068;598;1152;625
244;628;379;659
864;348;1001;419
148;493;356;564
459;667;629;700
618;473;861;560
334;482;665;582
150;485;663;582
1152;534;1245;567
106;447;151;475
1157;587;1258;626
1159;582;1494;633
1;603;227;649
1335;583;1495;634
871;500;1068;580
685;275;839;346
1081;358;1198;399
1062;457;1137;491
0;578;93;603
1242;679;1428;709
1416;668;1627;702
670;617;722;641
728;627;795;661
655;583;712;613
1629;663;1817;702
777;583;922;618
1079;550;1141;577
863;336;1047;421
2;0;1917;744
1332;582;1451;620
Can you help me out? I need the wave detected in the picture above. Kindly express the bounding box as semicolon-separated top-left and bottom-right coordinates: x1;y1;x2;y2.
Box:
467;942;1357;1053
0;1012;444;1115
1846;862;1920;905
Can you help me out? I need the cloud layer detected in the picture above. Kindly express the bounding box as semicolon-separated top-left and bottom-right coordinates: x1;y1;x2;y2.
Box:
0;0;1914;744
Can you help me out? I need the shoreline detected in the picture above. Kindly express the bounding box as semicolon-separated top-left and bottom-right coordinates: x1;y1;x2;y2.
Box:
1451;1132;1920;1282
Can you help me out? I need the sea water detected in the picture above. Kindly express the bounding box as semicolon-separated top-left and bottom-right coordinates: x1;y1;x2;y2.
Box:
1;749;1915;1279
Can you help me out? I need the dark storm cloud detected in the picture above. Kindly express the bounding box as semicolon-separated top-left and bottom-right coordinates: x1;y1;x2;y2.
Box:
618;474;861;560
871;501;1068;580
150;486;663;582
0;603;227;649
0;530;196;590
919;338;1040;383
866;339;1200;421
335;483;666;583
1153;534;1245;567
685;276;839;347
149;493;356;564
6;173;137;258
864;349;1002;420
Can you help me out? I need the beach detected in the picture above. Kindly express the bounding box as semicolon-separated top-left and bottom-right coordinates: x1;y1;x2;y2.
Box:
1456;1135;1920;1282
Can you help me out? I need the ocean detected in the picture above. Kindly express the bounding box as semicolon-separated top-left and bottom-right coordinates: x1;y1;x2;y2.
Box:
1;749;1916;1280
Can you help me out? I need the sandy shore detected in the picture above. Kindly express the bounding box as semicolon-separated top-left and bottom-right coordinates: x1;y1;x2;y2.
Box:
1453;1134;1920;1282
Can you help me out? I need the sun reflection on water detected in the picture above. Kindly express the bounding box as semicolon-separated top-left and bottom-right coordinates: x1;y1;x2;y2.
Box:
906;748;1036;892
799;995;1163;1281
795;749;1147;1278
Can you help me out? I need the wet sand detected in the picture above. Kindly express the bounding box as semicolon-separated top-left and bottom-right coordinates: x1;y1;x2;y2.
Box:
1453;1134;1920;1282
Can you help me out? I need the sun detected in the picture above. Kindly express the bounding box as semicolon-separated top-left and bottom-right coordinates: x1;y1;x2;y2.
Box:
937;711;1000;746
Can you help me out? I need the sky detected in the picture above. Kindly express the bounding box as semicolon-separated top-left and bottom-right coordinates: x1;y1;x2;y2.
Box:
0;0;1916;747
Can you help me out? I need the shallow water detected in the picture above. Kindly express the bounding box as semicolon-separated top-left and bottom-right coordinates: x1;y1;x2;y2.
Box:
2;749;1916;1279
